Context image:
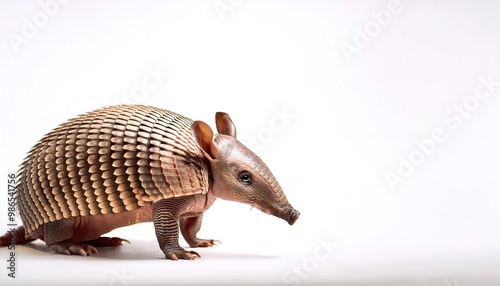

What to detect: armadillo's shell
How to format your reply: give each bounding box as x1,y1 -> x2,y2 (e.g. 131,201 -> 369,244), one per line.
16,105 -> 209,236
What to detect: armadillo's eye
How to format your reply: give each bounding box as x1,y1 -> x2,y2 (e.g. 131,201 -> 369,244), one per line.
238,172 -> 252,185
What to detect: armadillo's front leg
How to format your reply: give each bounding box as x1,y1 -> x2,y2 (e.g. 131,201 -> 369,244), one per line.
180,214 -> 221,247
153,197 -> 200,260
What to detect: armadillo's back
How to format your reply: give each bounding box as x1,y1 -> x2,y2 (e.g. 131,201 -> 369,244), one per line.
16,105 -> 209,236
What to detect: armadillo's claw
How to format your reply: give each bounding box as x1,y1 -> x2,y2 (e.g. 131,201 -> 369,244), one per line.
199,239 -> 221,247
189,239 -> 221,248
78,248 -> 87,256
48,241 -> 98,256
164,248 -> 201,260
120,238 -> 131,245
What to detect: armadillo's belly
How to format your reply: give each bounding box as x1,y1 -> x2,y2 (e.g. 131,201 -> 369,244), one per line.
16,105 -> 209,236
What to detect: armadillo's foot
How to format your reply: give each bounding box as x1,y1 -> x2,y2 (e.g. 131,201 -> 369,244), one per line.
84,237 -> 130,247
163,247 -> 201,260
48,241 -> 98,256
189,239 -> 221,248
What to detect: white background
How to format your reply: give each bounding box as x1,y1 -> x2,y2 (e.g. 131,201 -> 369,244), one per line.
1,0 -> 500,285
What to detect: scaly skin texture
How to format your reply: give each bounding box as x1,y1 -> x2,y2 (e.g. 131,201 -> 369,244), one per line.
0,105 -> 300,260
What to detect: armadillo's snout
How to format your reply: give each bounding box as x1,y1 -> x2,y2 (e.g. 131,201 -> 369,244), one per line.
286,208 -> 300,225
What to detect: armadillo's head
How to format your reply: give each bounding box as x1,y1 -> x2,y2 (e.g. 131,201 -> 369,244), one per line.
192,112 -> 300,225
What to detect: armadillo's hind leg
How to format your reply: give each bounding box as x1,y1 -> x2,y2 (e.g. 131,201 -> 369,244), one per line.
44,218 -> 98,256
180,214 -> 221,248
83,237 -> 130,247
0,226 -> 36,246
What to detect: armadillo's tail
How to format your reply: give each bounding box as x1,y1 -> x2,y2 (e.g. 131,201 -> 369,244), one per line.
0,226 -> 34,246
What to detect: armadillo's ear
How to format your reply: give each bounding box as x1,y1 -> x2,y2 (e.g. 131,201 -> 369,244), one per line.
192,121 -> 220,160
215,112 -> 236,138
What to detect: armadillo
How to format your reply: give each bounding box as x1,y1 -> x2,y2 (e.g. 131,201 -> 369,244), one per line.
0,105 -> 299,260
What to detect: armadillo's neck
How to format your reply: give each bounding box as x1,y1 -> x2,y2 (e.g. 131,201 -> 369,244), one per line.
210,176 -> 243,203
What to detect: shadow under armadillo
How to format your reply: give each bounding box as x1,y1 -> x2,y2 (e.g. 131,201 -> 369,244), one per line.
17,239 -> 162,260
18,239 -> 280,260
